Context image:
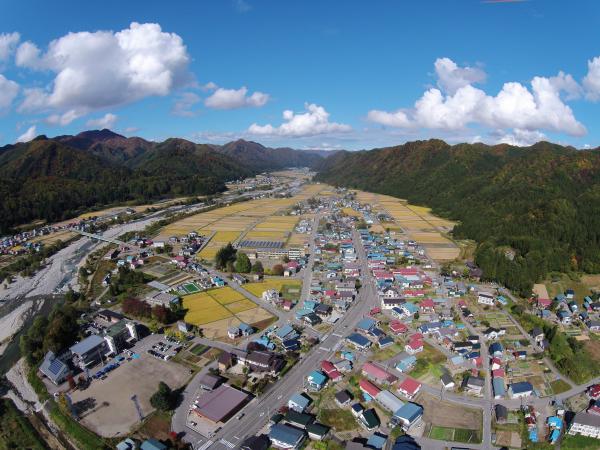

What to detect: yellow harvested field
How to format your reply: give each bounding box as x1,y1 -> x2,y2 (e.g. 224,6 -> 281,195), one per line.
426,247 -> 460,260
183,293 -> 232,325
197,246 -> 219,260
409,232 -> 453,244
211,231 -> 241,243
210,287 -> 246,304
342,207 -> 360,217
226,299 -> 258,313
243,278 -> 302,297
288,233 -> 309,246
182,287 -> 273,331
201,317 -> 241,340
156,183 -> 323,241
245,230 -> 288,240
236,307 -> 273,324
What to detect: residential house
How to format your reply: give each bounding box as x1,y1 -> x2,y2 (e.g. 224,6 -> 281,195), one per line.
483,327 -> 506,341
269,423 -> 306,449
440,373 -> 455,390
346,333 -> 372,351
335,390 -> 353,406
395,355 -> 417,373
463,376 -> 485,395
359,409 -> 380,431
492,377 -> 506,399
306,423 -> 329,441
285,410 -> 315,430
362,362 -> 398,384
306,370 -> 328,391
397,378 -> 421,399
405,339 -> 423,355
509,381 -> 534,399
288,393 -> 311,413
392,402 -> 423,430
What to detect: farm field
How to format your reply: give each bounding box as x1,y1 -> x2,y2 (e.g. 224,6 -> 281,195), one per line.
157,183 -> 324,263
182,287 -> 274,339
30,229 -> 76,245
242,278 -> 302,300
420,393 -> 482,443
353,190 -> 460,261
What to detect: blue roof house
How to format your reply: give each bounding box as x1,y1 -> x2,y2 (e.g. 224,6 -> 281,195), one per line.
357,318 -> 377,332
288,392 -> 311,412
395,355 -> 417,373
306,370 -> 327,391
393,402 -> 423,430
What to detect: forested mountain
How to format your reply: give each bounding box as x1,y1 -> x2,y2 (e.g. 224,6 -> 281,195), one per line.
215,139 -> 324,171
315,139 -> 600,295
0,131 -> 326,233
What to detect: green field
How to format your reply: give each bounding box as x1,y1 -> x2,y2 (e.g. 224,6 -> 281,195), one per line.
182,282 -> 200,293
550,379 -> 571,395
429,425 -> 481,444
561,434 -> 600,450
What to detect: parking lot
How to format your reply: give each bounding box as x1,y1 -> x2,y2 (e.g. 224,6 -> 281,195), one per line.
69,339 -> 191,437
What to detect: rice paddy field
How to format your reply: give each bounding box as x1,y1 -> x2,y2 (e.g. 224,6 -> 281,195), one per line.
243,278 -> 302,300
182,286 -> 274,339
354,190 -> 460,261
155,183 -> 323,261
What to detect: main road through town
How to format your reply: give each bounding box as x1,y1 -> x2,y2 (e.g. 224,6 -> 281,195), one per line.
199,227 -> 379,449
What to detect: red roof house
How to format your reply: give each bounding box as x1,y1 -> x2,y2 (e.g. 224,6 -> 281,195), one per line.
362,362 -> 398,384
397,378 -> 422,399
359,379 -> 381,397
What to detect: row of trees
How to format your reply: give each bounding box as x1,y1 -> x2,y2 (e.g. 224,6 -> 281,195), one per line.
215,243 -> 266,274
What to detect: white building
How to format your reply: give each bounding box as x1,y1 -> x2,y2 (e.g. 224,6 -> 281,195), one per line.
569,412 -> 600,438
478,292 -> 495,305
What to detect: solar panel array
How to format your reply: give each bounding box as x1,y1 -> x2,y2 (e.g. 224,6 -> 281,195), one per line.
48,358 -> 65,375
238,240 -> 284,249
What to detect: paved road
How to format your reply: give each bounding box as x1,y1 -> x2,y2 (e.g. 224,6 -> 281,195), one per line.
197,226 -> 378,449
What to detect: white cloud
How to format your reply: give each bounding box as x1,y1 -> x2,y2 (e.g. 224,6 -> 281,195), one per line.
86,113 -> 118,129
496,128 -> 547,146
16,125 -> 36,143
248,103 -> 352,137
233,0 -> 252,13
46,109 -> 83,126
171,92 -> 201,116
205,86 -> 269,109
201,81 -> 218,91
16,22 -> 192,122
434,57 -> 486,95
0,32 -> 20,61
15,41 -> 41,68
0,74 -> 19,110
368,57 -> 586,138
583,56 -> 600,101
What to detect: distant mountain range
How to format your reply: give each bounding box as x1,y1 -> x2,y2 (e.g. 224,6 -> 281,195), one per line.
316,139 -> 600,294
0,129 -> 332,233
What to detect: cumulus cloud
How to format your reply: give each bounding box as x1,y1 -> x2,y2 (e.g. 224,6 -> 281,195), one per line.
86,113 -> 118,129
16,22 -> 192,122
434,57 -> 486,95
248,103 -> 352,137
495,128 -> 547,146
204,86 -> 269,109
0,74 -> 19,111
0,32 -> 20,61
583,56 -> 600,101
46,110 -> 83,126
171,92 -> 201,116
368,57 -> 586,138
233,0 -> 252,13
16,125 -> 37,143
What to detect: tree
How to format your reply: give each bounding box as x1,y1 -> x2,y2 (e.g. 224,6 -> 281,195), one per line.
251,261 -> 264,274
272,264 -> 284,276
215,243 -> 237,270
235,252 -> 252,273
150,381 -> 175,411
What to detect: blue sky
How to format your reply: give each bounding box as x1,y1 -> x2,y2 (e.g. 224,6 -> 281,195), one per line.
1,0 -> 600,149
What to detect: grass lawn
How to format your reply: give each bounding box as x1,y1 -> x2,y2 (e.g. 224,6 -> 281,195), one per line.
411,343 -> 446,379
0,399 -> 47,450
372,343 -> 404,361
550,379 -> 571,395
545,273 -> 594,301
318,408 -> 357,432
561,434 -> 600,450
430,426 -> 454,440
454,428 -> 481,443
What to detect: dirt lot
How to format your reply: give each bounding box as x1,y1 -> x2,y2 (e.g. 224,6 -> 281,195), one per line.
70,354 -> 190,437
419,393 -> 482,430
495,430 -> 522,448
